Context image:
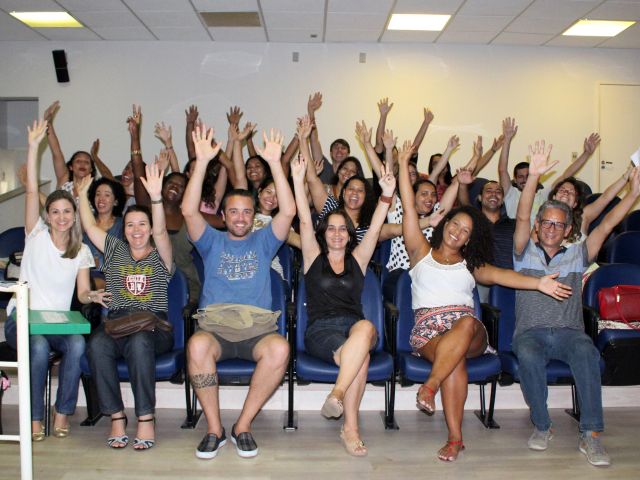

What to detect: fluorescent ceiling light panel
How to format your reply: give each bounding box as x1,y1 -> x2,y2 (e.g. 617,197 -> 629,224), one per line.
387,14 -> 450,31
10,11 -> 83,28
563,20 -> 634,37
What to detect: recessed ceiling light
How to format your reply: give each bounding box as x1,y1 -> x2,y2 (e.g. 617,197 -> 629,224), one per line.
563,19 -> 635,37
387,14 -> 450,31
10,11 -> 83,28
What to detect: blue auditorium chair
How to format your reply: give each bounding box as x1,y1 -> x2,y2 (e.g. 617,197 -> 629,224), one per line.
606,231 -> 640,265
621,210 -> 640,232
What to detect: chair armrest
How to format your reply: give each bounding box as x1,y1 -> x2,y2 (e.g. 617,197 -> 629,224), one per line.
384,301 -> 398,357
183,303 -> 199,341
480,303 -> 500,350
582,305 -> 599,343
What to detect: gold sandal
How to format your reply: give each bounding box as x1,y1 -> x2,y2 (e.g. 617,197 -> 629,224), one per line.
340,426 -> 367,457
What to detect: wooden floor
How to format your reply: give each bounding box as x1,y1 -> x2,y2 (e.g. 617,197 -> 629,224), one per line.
1,407 -> 639,479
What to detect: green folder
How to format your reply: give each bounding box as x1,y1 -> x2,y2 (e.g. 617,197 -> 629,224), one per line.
29,310 -> 91,335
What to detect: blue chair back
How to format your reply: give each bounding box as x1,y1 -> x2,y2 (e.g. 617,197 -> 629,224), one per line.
0,226 -> 24,258
586,194 -> 621,234
296,268 -> 384,353
607,231 -> 640,265
468,177 -> 489,207
489,285 -> 517,353
168,269 -> 189,350
621,210 -> 640,232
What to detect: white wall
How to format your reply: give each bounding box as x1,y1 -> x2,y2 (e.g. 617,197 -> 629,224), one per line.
0,41 -> 639,230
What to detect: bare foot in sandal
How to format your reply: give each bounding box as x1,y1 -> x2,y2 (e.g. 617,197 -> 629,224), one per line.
438,440 -> 465,462
321,388 -> 345,419
416,382 -> 438,414
340,426 -> 367,457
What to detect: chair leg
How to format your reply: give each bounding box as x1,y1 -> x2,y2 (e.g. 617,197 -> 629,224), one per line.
80,375 -> 104,426
564,383 -> 581,422
283,355 -> 297,431
382,378 -> 399,430
44,365 -> 52,436
0,376 -> 4,435
473,381 -> 500,429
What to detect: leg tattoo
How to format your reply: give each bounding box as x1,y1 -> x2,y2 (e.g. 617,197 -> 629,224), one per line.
190,372 -> 218,389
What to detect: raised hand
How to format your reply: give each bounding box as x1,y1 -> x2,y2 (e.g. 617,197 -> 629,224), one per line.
290,154 -> 307,183
383,129 -> 397,150
296,116 -> 313,140
191,123 -> 221,164
492,134 -> 505,152
377,97 -> 393,116
456,167 -> 475,185
43,101 -> 60,123
528,140 -> 557,176
502,117 -> 518,141
398,140 -> 415,165
77,175 -> 93,197
256,129 -> 284,165
140,162 -> 165,200
307,92 -> 323,115
185,105 -> 199,124
378,164 -> 397,197
91,138 -> 100,158
238,122 -> 256,141
447,135 -> 460,151
473,136 -> 483,158
424,108 -> 434,124
583,133 -> 601,155
127,104 -> 142,137
155,149 -> 170,173
27,119 -> 48,147
628,166 -> 640,197
355,120 -> 372,145
428,208 -> 447,228
226,106 -> 243,126
154,122 -> 172,145
538,272 -> 572,301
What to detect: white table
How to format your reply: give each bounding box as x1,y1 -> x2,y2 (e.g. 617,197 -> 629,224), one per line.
0,282 -> 32,480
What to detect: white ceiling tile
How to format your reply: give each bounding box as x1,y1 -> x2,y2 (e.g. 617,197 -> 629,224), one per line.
326,12 -> 387,31
491,32 -> 554,45
268,28 -> 322,42
545,35 -> 605,47
328,0 -> 393,15
193,0 -> 258,12
262,10 -> 322,30
260,0 -> 324,13
33,27 -> 102,40
380,29 -> 439,42
325,30 -> 382,42
0,12 -> 46,40
393,0 -> 463,14
57,0 -> 129,12
124,0 -> 194,11
588,0 -> 640,20
446,15 -> 513,32
135,11 -> 202,28
151,26 -> 211,40
437,30 -> 496,44
91,26 -> 155,40
0,0 -> 61,11
72,11 -> 142,28
458,0 -> 531,16
597,22 -> 640,48
521,0 -> 601,19
209,26 -> 266,41
506,16 -> 576,34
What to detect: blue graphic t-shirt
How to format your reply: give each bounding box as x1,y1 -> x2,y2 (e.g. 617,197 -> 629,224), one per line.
193,223 -> 282,310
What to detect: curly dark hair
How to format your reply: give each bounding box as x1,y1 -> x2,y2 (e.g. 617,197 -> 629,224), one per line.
548,177 -> 584,243
338,175 -> 376,228
315,208 -> 358,255
331,157 -> 365,186
430,205 -> 495,273
66,151 -> 97,181
88,177 -> 126,217
200,158 -> 220,209
428,153 -> 452,186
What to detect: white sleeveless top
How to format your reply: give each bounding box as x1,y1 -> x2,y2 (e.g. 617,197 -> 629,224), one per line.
409,249 -> 475,310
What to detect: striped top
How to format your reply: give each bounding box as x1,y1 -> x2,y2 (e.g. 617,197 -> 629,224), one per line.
101,234 -> 172,313
319,194 -> 368,244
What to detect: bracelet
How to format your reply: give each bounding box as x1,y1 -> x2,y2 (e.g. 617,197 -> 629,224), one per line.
151,198 -> 163,204
131,149 -> 142,156
165,145 -> 174,151
379,195 -> 393,204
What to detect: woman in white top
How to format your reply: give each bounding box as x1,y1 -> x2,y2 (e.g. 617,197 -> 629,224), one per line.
4,119 -> 94,441
397,141 -> 572,462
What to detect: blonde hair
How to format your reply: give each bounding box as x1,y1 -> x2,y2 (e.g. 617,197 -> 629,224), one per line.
44,190 -> 83,259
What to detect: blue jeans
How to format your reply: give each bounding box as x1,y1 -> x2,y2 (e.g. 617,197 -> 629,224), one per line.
4,313 -> 85,421
87,324 -> 173,417
513,327 -> 603,433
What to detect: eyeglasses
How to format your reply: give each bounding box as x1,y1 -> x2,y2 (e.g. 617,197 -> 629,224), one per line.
540,219 -> 567,230
556,188 -> 576,196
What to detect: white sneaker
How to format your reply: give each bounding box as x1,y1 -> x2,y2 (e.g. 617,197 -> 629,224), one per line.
528,427 -> 553,451
579,432 -> 611,467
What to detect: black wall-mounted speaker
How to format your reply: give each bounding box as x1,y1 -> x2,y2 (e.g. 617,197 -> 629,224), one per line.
52,50 -> 69,83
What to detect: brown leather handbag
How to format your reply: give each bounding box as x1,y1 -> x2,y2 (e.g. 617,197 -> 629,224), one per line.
104,310 -> 172,339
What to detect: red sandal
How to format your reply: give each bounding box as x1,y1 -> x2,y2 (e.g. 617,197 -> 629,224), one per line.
438,440 -> 465,462
416,384 -> 437,414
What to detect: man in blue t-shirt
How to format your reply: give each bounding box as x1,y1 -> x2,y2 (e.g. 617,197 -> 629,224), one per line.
512,140 -> 640,467
182,125 -> 295,460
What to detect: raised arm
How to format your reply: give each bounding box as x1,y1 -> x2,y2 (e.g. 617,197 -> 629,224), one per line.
586,166 -> 640,262
127,104 -> 149,207
185,105 -> 199,161
43,101 -> 68,187
583,165 -> 632,228
256,130 -> 296,240
552,133 -> 600,188
280,135 -> 300,179
356,120 -> 384,179
398,140 -> 430,265
499,117 -> 518,193
514,140 -> 558,255
25,119 -> 48,233
412,108 -> 434,153
307,92 -> 325,166
154,122 -> 180,173
473,134 -> 504,176
429,135 -> 459,183
140,162 -> 173,270
77,175 -> 106,252
181,124 -> 222,242
382,129 -> 397,176
90,139 -> 115,180
304,115 -> 330,213
375,98 -> 393,154
291,153 -> 320,272
229,123 -> 248,189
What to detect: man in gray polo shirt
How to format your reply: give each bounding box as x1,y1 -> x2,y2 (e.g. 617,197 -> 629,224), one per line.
512,140 -> 640,467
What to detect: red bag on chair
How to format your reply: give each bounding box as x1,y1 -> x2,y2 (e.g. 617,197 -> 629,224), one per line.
598,285 -> 640,330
